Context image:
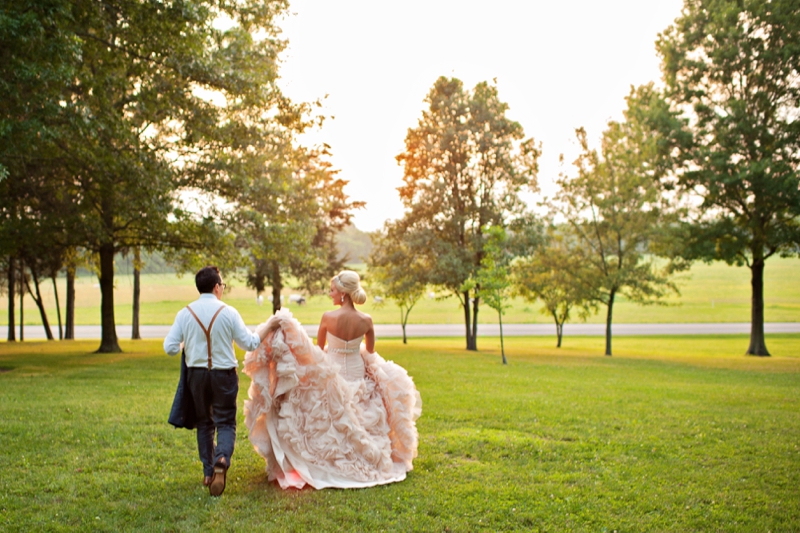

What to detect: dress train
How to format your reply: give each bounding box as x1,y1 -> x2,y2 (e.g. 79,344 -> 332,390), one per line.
243,309 -> 422,489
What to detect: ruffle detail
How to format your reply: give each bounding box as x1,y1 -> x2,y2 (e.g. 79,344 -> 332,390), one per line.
243,309 -> 422,490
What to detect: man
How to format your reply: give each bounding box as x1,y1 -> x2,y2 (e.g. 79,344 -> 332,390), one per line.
164,266 -> 268,496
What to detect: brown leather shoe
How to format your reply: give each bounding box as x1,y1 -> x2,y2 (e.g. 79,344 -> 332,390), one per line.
209,459 -> 227,497
203,476 -> 212,487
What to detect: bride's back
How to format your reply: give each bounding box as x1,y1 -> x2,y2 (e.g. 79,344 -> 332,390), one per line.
320,270 -> 375,354
323,307 -> 371,341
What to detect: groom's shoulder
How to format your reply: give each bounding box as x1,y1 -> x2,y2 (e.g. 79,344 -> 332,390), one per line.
221,302 -> 242,317
174,304 -> 192,317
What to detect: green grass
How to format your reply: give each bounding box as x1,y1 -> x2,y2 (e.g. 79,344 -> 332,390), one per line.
2,257 -> 799,328
1,335 -> 799,531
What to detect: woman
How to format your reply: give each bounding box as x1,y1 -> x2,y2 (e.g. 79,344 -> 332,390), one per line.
243,271 -> 422,489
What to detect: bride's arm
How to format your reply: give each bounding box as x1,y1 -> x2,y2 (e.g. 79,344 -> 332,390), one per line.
316,313 -> 328,349
365,316 -> 375,354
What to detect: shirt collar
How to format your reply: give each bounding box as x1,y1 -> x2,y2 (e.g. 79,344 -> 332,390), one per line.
199,293 -> 219,301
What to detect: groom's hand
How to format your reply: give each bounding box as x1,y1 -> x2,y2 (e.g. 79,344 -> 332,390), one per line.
259,320 -> 281,341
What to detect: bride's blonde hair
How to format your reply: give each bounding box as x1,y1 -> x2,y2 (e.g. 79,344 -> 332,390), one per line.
332,270 -> 367,305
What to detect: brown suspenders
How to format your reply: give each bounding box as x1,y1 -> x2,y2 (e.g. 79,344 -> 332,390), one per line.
186,304 -> 226,370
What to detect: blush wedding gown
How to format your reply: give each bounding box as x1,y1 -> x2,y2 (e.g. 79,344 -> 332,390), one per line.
243,309 -> 422,489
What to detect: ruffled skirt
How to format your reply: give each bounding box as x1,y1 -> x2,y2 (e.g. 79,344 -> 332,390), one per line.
243,309 -> 422,489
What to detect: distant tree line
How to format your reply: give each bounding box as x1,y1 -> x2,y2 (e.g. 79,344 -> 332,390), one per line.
335,224 -> 373,264
0,0 -> 361,352
370,0 -> 800,358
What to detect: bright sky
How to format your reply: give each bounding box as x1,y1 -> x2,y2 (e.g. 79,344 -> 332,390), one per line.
276,0 -> 685,232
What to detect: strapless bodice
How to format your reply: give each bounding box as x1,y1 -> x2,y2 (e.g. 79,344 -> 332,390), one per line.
327,332 -> 365,381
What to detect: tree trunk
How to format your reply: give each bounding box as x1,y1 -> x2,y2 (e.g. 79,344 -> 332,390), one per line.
471,294 -> 479,351
556,322 -> 563,348
462,290 -> 476,350
7,256 -> 15,341
19,273 -> 24,341
746,258 -> 770,356
556,321 -> 564,348
65,266 -> 75,340
131,247 -> 141,340
605,290 -> 616,356
26,267 -> 54,340
96,243 -> 121,353
401,309 -> 408,344
499,311 -> 507,365
551,310 -> 562,348
52,274 -> 63,340
271,261 -> 282,315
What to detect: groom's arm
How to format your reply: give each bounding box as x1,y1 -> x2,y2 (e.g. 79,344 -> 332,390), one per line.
163,313 -> 184,356
229,308 -> 263,351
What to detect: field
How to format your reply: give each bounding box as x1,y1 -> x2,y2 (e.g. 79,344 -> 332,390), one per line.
1,335 -> 799,531
2,257 -> 799,329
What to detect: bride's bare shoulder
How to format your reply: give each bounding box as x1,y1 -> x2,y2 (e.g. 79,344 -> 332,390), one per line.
320,309 -> 343,323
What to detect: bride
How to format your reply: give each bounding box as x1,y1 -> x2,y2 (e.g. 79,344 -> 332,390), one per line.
243,270 -> 422,489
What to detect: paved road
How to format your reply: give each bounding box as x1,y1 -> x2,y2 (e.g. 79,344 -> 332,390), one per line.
3,322 -> 799,340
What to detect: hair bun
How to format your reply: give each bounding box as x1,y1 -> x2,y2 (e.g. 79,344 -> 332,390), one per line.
351,288 -> 367,305
333,270 -> 368,306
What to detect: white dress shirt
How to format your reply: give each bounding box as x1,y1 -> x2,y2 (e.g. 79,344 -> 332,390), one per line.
163,293 -> 261,369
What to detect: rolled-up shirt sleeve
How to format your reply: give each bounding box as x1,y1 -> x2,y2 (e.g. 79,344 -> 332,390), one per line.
230,309 -> 261,352
163,313 -> 184,356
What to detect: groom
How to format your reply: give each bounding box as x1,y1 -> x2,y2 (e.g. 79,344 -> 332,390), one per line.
164,266 -> 268,496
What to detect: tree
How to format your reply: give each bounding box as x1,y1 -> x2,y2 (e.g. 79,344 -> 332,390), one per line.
131,247 -> 142,340
21,256 -> 55,341
0,0 -> 77,342
553,85 -> 684,356
17,259 -> 25,341
287,153 -> 365,297
512,228 -> 596,348
62,247 -> 85,340
369,221 -> 428,344
2,0 -> 300,352
237,144 -> 363,316
2,256 -> 15,342
70,0 -> 296,352
336,224 -> 373,263
0,156 -> 75,342
656,0 -> 800,356
464,226 -> 513,364
396,77 -> 540,350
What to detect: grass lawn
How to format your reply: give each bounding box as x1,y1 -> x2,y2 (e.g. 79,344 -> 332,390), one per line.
1,335 -> 799,531
2,257 -> 799,328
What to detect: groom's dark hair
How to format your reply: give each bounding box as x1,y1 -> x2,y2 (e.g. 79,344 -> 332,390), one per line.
196,266 -> 222,294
